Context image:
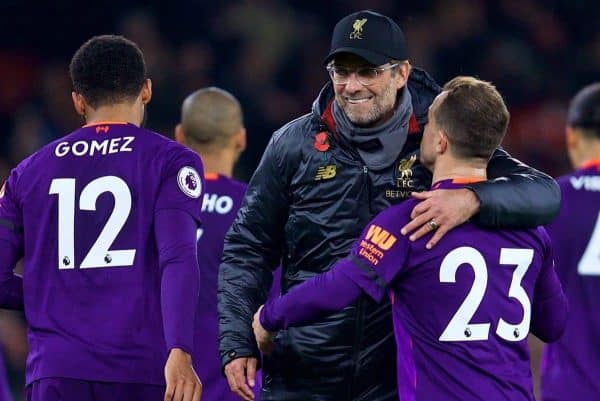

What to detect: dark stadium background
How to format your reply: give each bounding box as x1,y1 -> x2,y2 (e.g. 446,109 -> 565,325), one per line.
0,0 -> 598,399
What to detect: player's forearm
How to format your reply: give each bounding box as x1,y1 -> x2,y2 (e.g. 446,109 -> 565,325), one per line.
470,148 -> 560,227
260,266 -> 362,331
0,238 -> 23,310
531,250 -> 568,343
156,209 -> 200,354
531,291 -> 568,343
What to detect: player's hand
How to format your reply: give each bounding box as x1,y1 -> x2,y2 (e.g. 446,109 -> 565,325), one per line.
224,357 -> 257,401
252,305 -> 275,355
164,348 -> 202,401
401,188 -> 480,249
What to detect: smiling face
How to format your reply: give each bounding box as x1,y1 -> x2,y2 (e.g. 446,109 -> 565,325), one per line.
331,53 -> 409,127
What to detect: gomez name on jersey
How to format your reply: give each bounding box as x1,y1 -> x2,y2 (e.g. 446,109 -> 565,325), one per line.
55,136 -> 135,157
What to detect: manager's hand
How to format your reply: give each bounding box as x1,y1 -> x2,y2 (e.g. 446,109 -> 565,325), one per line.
224,357 -> 257,401
401,188 -> 480,249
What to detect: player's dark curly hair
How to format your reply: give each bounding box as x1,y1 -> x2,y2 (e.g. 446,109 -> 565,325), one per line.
69,35 -> 146,109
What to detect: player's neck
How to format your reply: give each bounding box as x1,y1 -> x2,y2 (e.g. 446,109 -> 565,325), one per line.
197,151 -> 235,178
575,144 -> 600,168
84,104 -> 142,127
431,157 -> 487,185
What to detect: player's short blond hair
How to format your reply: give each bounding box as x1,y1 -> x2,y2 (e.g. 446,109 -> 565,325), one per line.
181,87 -> 243,148
435,76 -> 509,159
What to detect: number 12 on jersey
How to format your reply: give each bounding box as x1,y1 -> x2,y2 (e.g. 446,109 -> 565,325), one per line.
49,176 -> 136,269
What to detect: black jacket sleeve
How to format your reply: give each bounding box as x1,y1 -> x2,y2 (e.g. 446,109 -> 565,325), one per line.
468,148 -> 560,227
218,134 -> 290,368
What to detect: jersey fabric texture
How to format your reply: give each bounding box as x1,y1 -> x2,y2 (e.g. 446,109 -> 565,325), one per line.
542,160 -> 600,401
0,123 -> 204,385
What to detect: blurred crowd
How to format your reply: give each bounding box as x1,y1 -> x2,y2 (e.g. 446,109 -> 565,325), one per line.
0,0 -> 598,398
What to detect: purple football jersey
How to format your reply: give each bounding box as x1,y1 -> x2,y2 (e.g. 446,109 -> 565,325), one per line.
0,122 -> 204,385
195,173 -> 280,400
542,160 -> 600,401
196,174 -> 247,285
339,179 -> 565,401
26,378 -> 164,401
194,173 -> 256,401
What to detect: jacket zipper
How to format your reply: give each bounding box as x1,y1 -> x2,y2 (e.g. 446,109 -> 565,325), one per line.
363,165 -> 374,214
349,165 -> 370,398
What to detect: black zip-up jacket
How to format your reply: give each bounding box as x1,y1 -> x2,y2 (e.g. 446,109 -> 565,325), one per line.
218,68 -> 560,401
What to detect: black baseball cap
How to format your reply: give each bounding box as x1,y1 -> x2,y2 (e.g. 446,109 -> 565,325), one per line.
324,10 -> 408,66
567,82 -> 600,129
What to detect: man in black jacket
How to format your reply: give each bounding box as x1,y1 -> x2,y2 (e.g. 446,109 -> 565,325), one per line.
219,10 -> 560,401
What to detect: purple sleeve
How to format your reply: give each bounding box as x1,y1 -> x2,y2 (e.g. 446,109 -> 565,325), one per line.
154,147 -> 203,354
155,146 -> 204,222
0,172 -> 24,309
339,208 -> 409,301
260,207 -> 410,331
156,208 -> 200,354
0,239 -> 23,310
266,266 -> 282,299
260,262 -> 362,331
530,237 -> 568,342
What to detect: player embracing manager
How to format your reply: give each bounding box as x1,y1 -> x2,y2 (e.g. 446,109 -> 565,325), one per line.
218,10 -> 561,401
253,75 -> 568,401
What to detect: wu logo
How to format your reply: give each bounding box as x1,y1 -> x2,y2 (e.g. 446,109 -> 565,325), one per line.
315,165 -> 336,181
350,18 -> 367,39
95,125 -> 110,134
365,224 -> 397,250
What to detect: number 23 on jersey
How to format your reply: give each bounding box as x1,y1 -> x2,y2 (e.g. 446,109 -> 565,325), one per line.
439,246 -> 533,342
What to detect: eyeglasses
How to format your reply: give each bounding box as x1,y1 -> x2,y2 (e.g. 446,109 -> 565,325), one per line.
326,63 -> 399,86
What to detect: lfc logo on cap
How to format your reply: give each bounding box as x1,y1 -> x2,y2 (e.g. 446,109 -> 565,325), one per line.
350,18 -> 367,39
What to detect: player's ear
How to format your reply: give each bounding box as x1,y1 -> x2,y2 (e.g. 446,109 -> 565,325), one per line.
565,126 -> 578,151
71,92 -> 86,117
436,129 -> 448,154
235,127 -> 247,154
175,124 -> 186,145
565,126 -> 582,168
394,61 -> 411,90
141,78 -> 152,105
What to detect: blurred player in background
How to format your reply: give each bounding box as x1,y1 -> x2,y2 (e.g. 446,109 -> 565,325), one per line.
539,82 -> 600,401
175,87 -> 260,401
0,35 -> 203,401
176,87 -> 282,401
253,77 -> 568,401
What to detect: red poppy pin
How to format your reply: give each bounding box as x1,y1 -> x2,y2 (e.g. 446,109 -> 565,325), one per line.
314,131 -> 330,152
